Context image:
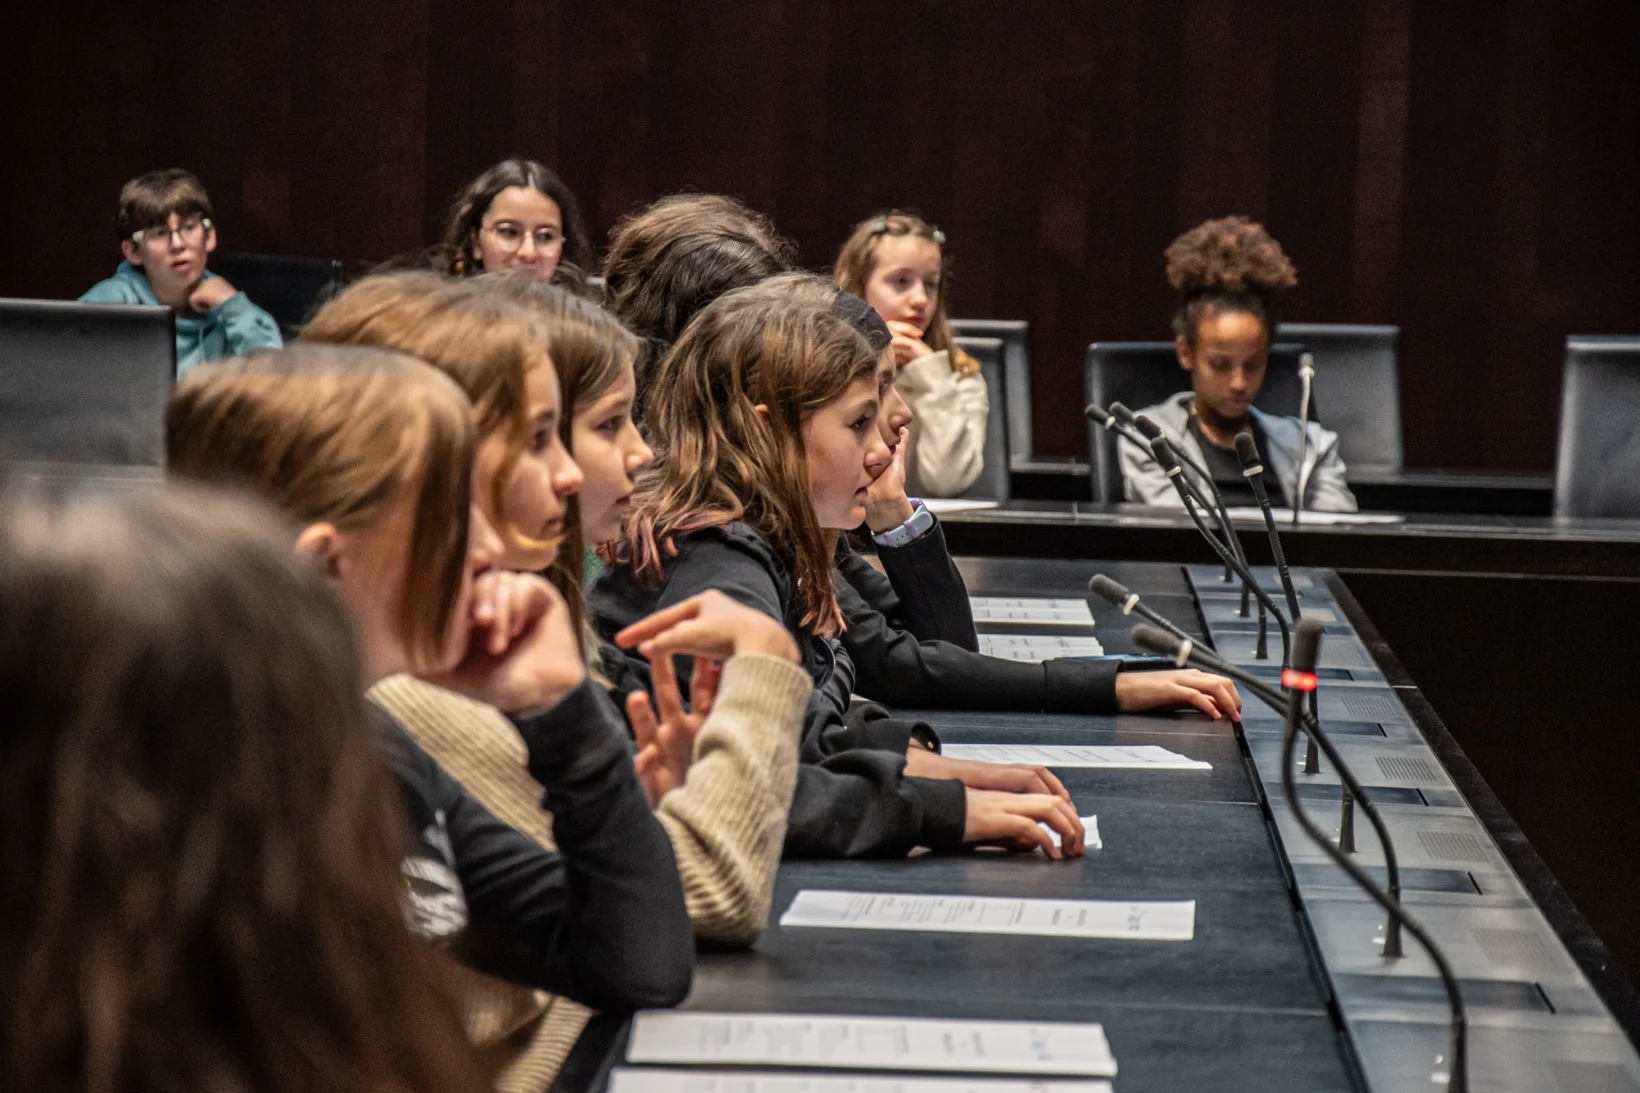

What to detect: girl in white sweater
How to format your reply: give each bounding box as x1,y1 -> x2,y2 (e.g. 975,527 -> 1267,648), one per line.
834,212 -> 989,497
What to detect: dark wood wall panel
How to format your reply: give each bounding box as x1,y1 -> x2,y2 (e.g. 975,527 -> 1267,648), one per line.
4,1 -> 1637,468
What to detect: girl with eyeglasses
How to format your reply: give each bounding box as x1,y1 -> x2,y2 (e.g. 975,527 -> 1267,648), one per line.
433,159 -> 594,293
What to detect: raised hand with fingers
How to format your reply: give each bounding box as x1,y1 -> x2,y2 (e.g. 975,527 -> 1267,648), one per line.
614,589 -> 800,665
962,789 -> 1086,859
189,276 -> 240,314
420,570 -> 587,714
1115,668 -> 1242,721
886,319 -> 934,366
628,650 -> 721,807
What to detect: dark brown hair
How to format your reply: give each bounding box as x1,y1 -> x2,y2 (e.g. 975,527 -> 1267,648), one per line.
165,343 -> 475,668
300,271 -> 550,551
833,210 -> 977,377
621,272 -> 877,637
433,159 -> 592,285
114,168 -> 212,243
0,480 -> 486,1093
602,194 -> 795,406
1165,216 -> 1298,346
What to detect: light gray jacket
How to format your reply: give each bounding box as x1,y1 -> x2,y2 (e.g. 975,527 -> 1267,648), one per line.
1118,392 -> 1358,512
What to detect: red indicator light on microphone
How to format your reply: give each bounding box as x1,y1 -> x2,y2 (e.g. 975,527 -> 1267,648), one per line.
1281,669 -> 1319,692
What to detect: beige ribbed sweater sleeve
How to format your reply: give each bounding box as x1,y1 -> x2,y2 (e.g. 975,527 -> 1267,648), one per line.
654,653 -> 810,945
897,348 -> 991,498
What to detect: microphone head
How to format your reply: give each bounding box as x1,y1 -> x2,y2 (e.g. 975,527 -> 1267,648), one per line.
1109,402 -> 1137,426
1131,623 -> 1185,660
1088,573 -> 1130,606
1084,402 -> 1113,425
1133,415 -> 1163,441
1292,618 -> 1326,672
1298,351 -> 1315,379
1233,430 -> 1261,469
1148,435 -> 1179,471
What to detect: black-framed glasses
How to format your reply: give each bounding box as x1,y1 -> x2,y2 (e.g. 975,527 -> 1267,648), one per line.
132,217 -> 211,247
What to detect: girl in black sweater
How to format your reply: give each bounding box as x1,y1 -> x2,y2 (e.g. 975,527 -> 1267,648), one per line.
166,342 -> 695,1014
593,273 -> 1086,860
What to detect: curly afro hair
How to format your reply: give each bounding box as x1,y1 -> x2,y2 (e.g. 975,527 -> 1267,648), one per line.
1165,216 -> 1297,344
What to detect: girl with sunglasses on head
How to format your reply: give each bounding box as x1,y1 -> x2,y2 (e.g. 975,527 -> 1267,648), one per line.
166,342 -> 696,1089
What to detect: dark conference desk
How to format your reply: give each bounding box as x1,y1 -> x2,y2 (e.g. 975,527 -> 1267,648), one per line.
582,559 -> 1640,1093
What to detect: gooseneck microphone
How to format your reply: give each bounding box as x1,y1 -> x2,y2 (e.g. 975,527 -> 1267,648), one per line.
1281,621 -> 1467,1093
1292,351 -> 1315,527
1129,621 -> 1403,945
1089,574 -> 1194,647
1150,436 -> 1288,662
1236,429 -> 1337,800
1131,411 -> 1247,596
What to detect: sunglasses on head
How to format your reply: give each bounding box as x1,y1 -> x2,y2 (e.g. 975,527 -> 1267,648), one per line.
867,216 -> 945,247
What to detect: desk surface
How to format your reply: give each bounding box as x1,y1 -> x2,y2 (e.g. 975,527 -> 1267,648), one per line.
937,500 -> 1640,578
595,558 -> 1640,1093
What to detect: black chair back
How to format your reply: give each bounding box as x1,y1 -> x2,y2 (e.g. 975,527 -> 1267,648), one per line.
952,336 -> 1009,500
1277,322 -> 1401,470
210,251 -> 346,339
1553,335 -> 1640,517
950,319 -> 1031,469
0,298 -> 175,466
1083,340 -> 1312,502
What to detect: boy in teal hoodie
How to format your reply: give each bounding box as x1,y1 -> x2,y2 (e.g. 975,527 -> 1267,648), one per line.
80,169 -> 281,376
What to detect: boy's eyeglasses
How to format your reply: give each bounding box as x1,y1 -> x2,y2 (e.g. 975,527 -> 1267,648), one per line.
132,218 -> 212,247
483,223 -> 564,254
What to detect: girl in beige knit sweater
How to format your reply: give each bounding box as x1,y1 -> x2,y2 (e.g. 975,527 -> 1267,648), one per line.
304,272 -> 813,1092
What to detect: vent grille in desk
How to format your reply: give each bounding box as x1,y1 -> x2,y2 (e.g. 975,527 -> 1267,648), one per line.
1549,1061 -> 1640,1093
1300,606 -> 1338,623
1473,926 -> 1561,971
1342,693 -> 1403,721
1376,755 -> 1439,783
1324,644 -> 1374,668
1416,829 -> 1491,863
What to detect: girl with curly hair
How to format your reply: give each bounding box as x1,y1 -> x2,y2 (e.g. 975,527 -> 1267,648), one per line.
1120,216 -> 1357,511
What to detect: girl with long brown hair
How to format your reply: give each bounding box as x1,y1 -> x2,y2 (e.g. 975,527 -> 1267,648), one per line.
593,271 -> 1088,859
301,274 -> 812,1089
834,211 -> 989,497
0,478 -> 487,1093
165,344 -> 696,1029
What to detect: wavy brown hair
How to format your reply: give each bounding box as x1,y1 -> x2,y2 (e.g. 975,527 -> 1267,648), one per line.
833,210 -> 977,378
300,271 -> 551,552
1164,215 -> 1298,347
0,480 -> 486,1093
467,272 -> 641,644
602,194 -> 795,406
431,158 -> 593,288
620,272 -> 877,637
166,343 -> 475,669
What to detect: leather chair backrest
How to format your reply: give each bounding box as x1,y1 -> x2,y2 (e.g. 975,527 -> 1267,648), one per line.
0,297 -> 175,466
1277,322 -> 1401,471
210,251 -> 346,339
1084,340 -> 1312,502
1553,335 -> 1640,517
950,318 -> 1031,469
952,336 -> 1009,500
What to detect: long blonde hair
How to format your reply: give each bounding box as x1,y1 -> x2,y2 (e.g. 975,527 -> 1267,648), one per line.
167,344 -> 475,668
833,210 -> 978,377
621,272 -> 877,637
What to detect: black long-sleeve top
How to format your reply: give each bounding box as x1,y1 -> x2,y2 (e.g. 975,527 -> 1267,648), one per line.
378,676 -> 695,1012
834,518 -> 1124,714
590,523 -> 967,859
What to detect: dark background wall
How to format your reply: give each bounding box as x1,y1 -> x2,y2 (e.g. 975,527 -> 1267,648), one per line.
3,0 -> 1637,468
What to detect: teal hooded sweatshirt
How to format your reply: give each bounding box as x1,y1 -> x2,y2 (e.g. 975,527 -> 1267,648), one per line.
80,261 -> 283,377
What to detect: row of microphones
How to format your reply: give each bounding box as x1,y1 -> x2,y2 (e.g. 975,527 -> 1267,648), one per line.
1098,599 -> 1467,1091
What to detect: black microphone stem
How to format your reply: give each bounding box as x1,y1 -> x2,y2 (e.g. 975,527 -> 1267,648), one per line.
1279,626 -> 1465,1093
1142,628 -> 1401,928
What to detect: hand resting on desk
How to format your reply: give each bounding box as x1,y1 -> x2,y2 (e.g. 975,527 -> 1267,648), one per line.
1116,668 -> 1241,721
